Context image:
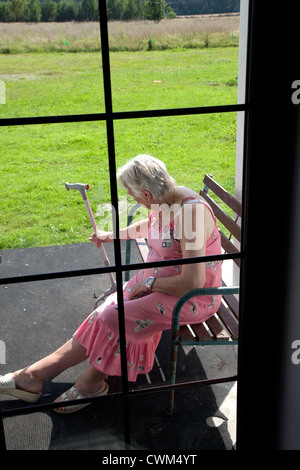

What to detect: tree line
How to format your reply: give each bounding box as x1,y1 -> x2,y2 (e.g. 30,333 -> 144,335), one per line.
0,0 -> 97,22
0,0 -> 176,22
0,0 -> 239,23
168,0 -> 240,15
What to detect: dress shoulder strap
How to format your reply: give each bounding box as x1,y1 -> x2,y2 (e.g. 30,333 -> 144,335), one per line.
181,196 -> 216,220
181,196 -> 202,205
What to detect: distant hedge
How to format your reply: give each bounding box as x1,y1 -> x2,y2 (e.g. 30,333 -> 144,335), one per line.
0,0 -> 240,23
0,0 -> 177,22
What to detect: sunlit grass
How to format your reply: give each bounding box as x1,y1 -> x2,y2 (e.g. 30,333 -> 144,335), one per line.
0,46 -> 239,249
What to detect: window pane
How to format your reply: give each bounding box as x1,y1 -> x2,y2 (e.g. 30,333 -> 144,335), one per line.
0,121 -> 109,250
0,277 -> 128,450
108,18 -> 240,112
0,46 -> 104,119
115,113 -> 237,195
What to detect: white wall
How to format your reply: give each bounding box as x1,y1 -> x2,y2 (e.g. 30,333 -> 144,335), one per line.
235,0 -> 249,203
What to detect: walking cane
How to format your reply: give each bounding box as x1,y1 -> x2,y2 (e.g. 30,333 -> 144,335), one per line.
65,183 -> 116,307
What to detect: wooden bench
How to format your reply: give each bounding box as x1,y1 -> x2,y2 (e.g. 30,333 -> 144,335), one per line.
125,174 -> 240,414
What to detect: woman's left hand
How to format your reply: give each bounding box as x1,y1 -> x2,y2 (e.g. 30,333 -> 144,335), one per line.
128,280 -> 150,300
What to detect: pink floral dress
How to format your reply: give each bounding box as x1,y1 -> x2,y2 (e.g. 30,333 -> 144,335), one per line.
73,198 -> 222,382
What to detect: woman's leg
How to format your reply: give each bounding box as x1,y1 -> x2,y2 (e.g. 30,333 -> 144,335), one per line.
53,365 -> 108,413
13,338 -> 88,394
73,365 -> 107,397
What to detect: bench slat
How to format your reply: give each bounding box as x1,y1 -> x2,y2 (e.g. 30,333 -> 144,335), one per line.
179,324 -> 195,340
206,315 -> 230,341
216,303 -> 239,340
189,323 -> 212,341
222,280 -> 239,319
220,231 -> 240,267
203,174 -> 242,216
200,190 -> 241,242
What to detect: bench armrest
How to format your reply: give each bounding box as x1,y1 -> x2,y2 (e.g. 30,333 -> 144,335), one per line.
127,202 -> 141,225
171,286 -> 240,333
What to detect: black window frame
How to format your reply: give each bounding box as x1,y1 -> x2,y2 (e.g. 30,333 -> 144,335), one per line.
0,0 -> 256,450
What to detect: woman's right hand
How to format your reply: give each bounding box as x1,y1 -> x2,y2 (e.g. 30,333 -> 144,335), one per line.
89,231 -> 114,247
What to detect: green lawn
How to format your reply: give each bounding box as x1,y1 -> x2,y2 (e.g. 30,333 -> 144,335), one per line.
0,48 -> 239,249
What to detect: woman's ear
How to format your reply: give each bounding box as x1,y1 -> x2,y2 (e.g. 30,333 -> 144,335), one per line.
141,190 -> 152,201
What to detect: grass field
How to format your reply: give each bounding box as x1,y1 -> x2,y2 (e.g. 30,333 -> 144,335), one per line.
0,20 -> 240,250
0,16 -> 240,53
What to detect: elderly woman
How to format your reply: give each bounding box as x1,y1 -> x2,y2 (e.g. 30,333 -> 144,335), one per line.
0,155 -> 222,413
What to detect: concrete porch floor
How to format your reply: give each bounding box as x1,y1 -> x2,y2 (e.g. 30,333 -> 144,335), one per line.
0,242 -> 238,450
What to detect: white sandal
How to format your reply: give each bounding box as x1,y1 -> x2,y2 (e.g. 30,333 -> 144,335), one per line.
54,382 -> 109,414
0,373 -> 40,403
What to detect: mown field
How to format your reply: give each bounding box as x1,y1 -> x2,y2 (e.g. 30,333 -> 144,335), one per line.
0,18 -> 240,250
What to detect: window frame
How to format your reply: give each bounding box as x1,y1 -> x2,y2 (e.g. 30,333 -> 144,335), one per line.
0,0 -> 254,450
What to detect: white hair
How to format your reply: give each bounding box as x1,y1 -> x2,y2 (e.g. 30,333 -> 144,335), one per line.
117,154 -> 176,200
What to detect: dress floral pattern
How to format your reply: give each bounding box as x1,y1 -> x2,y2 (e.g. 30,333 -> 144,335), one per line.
73,199 -> 222,382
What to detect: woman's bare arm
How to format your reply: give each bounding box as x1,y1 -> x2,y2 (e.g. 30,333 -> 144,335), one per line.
128,203 -> 214,299
89,218 -> 150,246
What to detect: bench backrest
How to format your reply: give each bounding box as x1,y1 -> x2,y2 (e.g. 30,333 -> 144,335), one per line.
200,174 -> 241,267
